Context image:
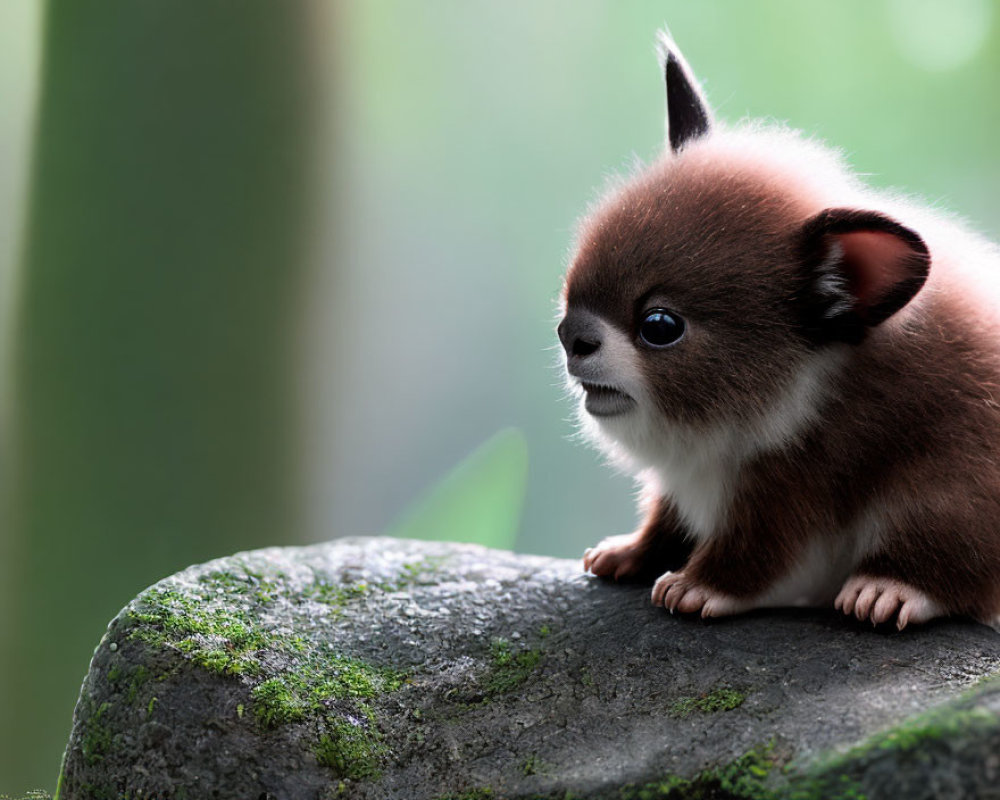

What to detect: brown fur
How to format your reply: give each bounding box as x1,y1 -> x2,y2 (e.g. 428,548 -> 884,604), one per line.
565,38 -> 1000,627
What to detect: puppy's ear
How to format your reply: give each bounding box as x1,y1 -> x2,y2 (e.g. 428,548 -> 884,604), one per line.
656,31 -> 712,153
799,209 -> 931,344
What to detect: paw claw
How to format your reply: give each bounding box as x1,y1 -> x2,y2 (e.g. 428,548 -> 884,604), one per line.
652,571 -> 745,618
664,581 -> 688,612
651,572 -> 669,606
584,533 -> 646,580
835,582 -> 862,616
835,575 -> 943,629
677,587 -> 707,615
854,585 -> 879,621
871,590 -> 900,625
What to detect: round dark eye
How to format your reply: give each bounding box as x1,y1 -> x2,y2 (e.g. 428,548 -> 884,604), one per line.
638,308 -> 685,347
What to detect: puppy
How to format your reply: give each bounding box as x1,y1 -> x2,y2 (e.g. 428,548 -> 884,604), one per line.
560,34 -> 1000,630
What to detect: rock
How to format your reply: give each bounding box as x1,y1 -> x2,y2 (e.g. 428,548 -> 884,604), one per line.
58,537 -> 1000,800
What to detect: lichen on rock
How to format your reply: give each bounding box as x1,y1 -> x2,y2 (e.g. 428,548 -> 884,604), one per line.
58,537 -> 1000,799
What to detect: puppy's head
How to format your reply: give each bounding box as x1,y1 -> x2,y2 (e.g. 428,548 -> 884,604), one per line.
558,34 -> 931,467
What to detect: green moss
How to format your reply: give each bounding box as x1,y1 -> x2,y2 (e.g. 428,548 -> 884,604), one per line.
787,701 -> 995,799
80,700 -> 114,766
125,565 -> 408,783
522,753 -> 549,776
127,574 -> 405,709
831,706 -> 992,764
861,708 -> 992,752
305,555 -> 450,609
248,655 -> 405,730
313,715 -> 387,780
434,790 -> 495,800
481,638 -> 543,696
615,693 -> 993,800
618,745 -> 777,800
108,658 -> 170,706
304,579 -> 370,609
125,665 -> 150,704
783,775 -> 867,800
188,646 -> 261,676
202,567 -> 284,604
670,688 -> 746,717
128,584 -> 272,678
75,783 -> 120,800
252,677 -> 307,727
968,668 -> 1000,691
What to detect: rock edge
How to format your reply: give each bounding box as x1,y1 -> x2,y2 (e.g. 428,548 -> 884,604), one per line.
59,537 -> 1000,800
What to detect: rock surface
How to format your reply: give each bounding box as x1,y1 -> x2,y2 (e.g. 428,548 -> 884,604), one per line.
59,537 -> 1000,800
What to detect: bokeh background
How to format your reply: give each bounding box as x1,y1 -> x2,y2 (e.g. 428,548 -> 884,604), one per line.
2,0 -> 999,793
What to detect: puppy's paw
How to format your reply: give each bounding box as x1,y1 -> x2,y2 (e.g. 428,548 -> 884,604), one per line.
583,532 -> 648,581
651,571 -> 747,618
834,575 -> 944,630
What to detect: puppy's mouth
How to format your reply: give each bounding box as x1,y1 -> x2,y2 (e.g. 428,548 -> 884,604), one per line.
580,381 -> 636,417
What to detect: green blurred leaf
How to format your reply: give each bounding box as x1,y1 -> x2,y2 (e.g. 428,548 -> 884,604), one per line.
384,428 -> 528,550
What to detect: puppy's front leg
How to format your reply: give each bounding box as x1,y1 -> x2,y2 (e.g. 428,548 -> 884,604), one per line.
584,496 -> 692,582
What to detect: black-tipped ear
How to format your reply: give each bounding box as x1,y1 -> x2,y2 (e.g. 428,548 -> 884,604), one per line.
656,31 -> 711,153
799,209 -> 931,344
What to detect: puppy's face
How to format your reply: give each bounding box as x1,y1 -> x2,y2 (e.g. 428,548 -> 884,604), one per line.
559,36 -> 931,468
559,158 -> 819,456
559,150 -> 931,469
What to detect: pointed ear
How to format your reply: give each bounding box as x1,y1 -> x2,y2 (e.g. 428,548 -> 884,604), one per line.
656,31 -> 712,153
800,209 -> 931,344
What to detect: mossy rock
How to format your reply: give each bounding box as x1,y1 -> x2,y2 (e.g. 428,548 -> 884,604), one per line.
58,538 -> 1000,799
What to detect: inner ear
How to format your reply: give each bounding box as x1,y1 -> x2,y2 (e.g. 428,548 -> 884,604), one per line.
801,209 -> 931,338
837,229 -> 925,318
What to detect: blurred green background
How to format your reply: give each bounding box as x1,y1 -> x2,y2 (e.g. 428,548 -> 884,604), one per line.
1,0 -> 998,793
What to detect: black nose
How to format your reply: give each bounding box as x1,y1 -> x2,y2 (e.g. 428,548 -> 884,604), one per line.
558,308 -> 603,359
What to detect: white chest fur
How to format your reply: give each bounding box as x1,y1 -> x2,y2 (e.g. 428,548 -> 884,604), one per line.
575,324 -> 846,541
645,427 -> 742,540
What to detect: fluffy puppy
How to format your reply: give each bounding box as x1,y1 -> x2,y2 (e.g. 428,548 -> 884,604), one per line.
560,34 -> 1000,630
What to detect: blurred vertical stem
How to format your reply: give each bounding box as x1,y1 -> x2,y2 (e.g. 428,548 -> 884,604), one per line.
4,0 -> 324,789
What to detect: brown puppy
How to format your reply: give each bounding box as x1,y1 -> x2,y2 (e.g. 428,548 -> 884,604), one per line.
559,33 -> 1000,630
